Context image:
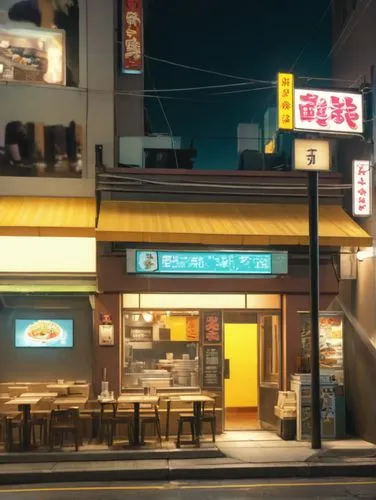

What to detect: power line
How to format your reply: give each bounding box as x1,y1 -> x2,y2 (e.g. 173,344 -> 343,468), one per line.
145,55 -> 273,84
213,85 -> 275,96
128,81 -> 266,94
290,0 -> 334,71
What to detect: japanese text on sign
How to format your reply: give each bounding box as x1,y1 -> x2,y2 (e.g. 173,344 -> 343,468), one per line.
123,0 -> 143,73
294,88 -> 363,134
135,251 -> 273,274
277,73 -> 294,130
203,311 -> 222,343
293,139 -> 330,172
353,160 -> 372,217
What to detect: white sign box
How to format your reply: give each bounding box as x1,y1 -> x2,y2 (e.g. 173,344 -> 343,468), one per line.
293,139 -> 330,171
294,88 -> 363,134
353,160 -> 372,217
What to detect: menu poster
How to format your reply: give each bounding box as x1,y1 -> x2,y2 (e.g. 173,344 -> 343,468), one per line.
186,316 -> 199,341
300,313 -> 343,371
99,325 -> 114,346
202,311 -> 222,344
203,345 -> 222,388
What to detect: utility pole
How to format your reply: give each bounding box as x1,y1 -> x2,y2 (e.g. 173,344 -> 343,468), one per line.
308,170 -> 321,450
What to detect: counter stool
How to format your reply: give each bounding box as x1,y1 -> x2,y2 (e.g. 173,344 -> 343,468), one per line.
140,404 -> 162,445
4,414 -> 23,452
201,392 -> 217,443
110,406 -> 134,446
176,412 -> 195,448
49,408 -> 80,451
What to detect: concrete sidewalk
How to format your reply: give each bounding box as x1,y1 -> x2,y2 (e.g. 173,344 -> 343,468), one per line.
0,433 -> 376,485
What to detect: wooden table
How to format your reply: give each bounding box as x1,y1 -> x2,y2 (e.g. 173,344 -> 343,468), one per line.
179,395 -> 214,447
5,396 -> 42,450
117,395 -> 159,446
53,397 -> 88,409
20,392 -> 58,398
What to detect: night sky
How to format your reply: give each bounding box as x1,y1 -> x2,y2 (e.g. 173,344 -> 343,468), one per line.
144,0 -> 332,170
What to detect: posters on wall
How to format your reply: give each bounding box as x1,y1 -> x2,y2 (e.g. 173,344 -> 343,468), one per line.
300,313 -> 344,373
0,1 -> 82,178
202,311 -> 222,344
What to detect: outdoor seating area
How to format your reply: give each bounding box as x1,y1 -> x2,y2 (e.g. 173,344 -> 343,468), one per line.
0,382 -> 219,452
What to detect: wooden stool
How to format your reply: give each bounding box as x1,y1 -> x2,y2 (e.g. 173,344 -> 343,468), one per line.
176,413 -> 195,448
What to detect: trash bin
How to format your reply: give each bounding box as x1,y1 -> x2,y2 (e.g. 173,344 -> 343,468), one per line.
277,417 -> 296,440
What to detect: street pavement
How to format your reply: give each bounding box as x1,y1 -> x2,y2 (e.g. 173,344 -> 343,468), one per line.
1,479 -> 376,499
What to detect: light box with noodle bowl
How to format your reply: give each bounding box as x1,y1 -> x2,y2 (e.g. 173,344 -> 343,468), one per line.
15,319 -> 74,348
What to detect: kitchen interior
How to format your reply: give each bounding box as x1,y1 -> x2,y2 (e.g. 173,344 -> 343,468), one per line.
123,311 -> 200,392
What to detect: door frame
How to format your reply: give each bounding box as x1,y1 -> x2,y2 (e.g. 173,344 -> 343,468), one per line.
258,311 -> 282,430
222,316 -> 263,431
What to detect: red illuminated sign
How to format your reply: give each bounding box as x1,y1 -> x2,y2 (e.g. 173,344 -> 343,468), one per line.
122,0 -> 143,74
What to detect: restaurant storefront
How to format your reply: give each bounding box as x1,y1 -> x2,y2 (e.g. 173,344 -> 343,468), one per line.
0,195 -> 372,451
0,196 -> 97,449
95,199 -> 372,436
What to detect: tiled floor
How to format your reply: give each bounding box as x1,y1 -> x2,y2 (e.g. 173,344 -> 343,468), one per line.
224,409 -> 261,431
217,431 -> 281,442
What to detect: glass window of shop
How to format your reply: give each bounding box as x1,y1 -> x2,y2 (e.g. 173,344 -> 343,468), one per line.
122,311 -> 200,391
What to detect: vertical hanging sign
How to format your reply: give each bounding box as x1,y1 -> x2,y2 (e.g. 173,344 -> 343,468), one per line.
353,160 -> 372,217
277,72 -> 294,130
122,0 -> 143,74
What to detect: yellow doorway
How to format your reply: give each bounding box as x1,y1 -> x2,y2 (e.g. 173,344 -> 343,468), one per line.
224,323 -> 260,430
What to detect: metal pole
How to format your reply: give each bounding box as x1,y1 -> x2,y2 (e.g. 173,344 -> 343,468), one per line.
308,170 -> 322,450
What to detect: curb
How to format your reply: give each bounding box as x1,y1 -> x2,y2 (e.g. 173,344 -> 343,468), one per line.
0,448 -> 223,464
0,462 -> 376,485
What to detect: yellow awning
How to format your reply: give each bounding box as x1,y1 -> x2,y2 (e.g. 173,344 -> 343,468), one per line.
97,200 -> 372,247
0,197 -> 96,237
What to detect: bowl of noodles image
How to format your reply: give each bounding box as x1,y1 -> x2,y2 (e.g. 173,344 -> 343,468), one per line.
24,320 -> 63,345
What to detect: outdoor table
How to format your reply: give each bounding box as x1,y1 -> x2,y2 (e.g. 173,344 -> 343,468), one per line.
53,396 -> 88,409
117,394 -> 159,446
179,395 -> 214,447
5,396 -> 42,450
20,392 -> 58,398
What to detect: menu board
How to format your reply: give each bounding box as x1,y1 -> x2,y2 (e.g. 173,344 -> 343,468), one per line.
129,327 -> 152,341
300,313 -> 343,371
203,345 -> 222,388
202,311 -> 222,344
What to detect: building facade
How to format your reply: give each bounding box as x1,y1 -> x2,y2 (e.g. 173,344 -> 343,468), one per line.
331,0 -> 376,443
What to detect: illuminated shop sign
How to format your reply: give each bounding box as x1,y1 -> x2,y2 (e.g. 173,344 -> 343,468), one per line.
353,160 -> 372,217
122,0 -> 143,74
277,72 -> 294,131
294,88 -> 363,135
127,250 -> 288,275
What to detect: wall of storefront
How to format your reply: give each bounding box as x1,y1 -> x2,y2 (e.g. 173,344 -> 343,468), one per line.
98,256 -> 339,295
93,293 -> 121,396
332,0 -> 376,443
0,298 -> 93,383
95,254 -> 340,411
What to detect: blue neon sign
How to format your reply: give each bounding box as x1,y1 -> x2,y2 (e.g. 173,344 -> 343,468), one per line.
132,251 -> 284,275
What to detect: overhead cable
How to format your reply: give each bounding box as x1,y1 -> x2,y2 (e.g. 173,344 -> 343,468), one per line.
145,55 -> 273,84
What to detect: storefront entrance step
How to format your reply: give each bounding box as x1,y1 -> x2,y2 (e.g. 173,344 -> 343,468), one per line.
0,447 -> 224,464
0,460 -> 376,486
